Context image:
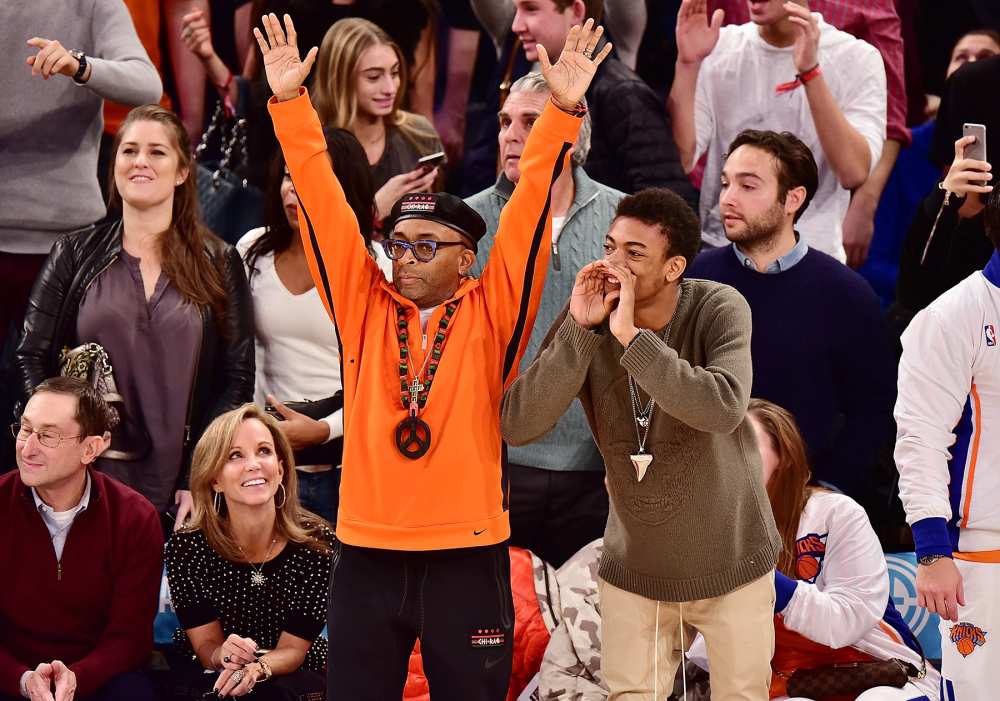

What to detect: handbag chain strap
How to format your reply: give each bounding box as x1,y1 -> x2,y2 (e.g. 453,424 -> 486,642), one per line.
195,101 -> 250,189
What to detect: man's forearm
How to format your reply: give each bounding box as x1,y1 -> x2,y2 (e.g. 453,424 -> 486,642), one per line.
165,0 -> 208,137
666,61 -> 701,173
804,74 -> 873,190
852,138 -> 901,214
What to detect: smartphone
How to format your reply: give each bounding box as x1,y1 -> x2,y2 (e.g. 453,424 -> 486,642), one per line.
264,404 -> 284,421
963,123 -> 988,163
417,151 -> 446,171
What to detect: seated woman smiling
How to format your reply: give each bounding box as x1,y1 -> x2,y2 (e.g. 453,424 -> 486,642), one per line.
164,404 -> 334,699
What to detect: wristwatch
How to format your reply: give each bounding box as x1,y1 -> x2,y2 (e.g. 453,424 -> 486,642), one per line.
69,50 -> 88,83
917,554 -> 950,566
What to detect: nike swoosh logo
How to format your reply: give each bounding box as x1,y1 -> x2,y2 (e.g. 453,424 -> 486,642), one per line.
484,656 -> 505,670
473,529 -> 486,536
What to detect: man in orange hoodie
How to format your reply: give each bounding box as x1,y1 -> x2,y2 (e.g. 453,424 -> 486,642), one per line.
256,13 -> 610,700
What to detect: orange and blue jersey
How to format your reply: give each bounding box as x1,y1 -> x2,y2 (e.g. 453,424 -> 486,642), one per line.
896,252 -> 1000,561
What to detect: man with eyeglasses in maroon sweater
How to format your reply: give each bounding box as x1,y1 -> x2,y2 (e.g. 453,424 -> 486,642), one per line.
0,377 -> 162,701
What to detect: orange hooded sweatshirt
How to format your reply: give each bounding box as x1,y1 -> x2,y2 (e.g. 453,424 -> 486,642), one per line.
269,90 -> 580,550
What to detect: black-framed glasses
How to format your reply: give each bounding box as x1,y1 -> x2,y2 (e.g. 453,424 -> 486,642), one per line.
10,423 -> 81,448
380,238 -> 466,263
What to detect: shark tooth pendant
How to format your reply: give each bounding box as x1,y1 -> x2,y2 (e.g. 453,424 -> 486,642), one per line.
630,453 -> 652,482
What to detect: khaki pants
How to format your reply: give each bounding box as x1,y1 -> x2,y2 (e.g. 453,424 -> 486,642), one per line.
599,572 -> 775,701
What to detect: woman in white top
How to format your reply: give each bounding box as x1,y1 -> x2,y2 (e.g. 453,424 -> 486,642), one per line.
747,398 -> 938,701
237,129 -> 388,523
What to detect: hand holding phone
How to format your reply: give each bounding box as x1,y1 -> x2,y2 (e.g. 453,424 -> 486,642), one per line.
417,151 -> 446,172
963,123 -> 988,163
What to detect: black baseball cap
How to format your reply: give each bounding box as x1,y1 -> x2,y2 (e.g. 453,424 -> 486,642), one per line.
386,193 -> 487,251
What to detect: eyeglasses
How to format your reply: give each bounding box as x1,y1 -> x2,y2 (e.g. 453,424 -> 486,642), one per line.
380,238 -> 466,263
10,423 -> 81,448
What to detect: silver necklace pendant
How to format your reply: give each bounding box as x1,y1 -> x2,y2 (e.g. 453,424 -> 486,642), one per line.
250,570 -> 266,587
637,415 -> 650,428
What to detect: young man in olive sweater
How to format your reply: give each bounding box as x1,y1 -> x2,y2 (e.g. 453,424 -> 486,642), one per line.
502,189 -> 780,700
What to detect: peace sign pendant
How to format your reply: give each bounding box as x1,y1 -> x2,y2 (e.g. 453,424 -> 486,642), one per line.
395,415 -> 432,459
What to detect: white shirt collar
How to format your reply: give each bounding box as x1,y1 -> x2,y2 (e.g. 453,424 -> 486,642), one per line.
32,470 -> 92,516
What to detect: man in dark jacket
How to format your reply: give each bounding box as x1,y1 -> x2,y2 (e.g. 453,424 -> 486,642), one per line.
506,0 -> 697,206
0,377 -> 162,701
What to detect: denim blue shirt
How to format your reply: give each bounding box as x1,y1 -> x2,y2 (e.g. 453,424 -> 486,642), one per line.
732,233 -> 809,273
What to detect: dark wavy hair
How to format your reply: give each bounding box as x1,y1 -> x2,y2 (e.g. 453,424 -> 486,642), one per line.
245,128 -> 376,276
108,105 -> 229,328
726,129 -> 819,224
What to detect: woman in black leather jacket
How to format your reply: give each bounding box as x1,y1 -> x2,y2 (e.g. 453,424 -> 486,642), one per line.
16,105 -> 254,530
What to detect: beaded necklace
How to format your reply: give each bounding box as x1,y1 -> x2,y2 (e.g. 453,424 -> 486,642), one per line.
393,301 -> 459,458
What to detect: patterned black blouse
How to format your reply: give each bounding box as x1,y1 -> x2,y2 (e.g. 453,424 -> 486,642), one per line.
164,525 -> 335,672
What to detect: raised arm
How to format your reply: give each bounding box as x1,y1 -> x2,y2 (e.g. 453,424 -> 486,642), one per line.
667,0 -> 723,173
257,13 -> 381,339
480,20 -> 610,386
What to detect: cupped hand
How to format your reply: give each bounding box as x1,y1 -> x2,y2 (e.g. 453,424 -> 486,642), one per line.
783,2 -> 820,73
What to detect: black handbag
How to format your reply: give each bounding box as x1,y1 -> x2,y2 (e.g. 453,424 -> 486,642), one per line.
196,100 -> 263,245
266,393 -> 344,467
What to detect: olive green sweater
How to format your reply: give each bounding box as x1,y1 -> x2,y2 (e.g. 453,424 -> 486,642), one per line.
501,279 -> 780,602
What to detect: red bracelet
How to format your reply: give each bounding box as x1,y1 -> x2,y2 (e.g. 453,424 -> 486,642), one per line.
798,63 -> 822,85
214,70 -> 234,93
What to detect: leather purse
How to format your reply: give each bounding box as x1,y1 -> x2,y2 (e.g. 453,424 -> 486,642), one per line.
195,100 -> 263,245
266,393 -> 344,467
59,342 -> 151,461
786,658 -> 922,698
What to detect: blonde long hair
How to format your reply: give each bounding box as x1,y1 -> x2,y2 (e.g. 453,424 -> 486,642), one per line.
187,404 -> 332,561
748,398 -> 813,578
312,18 -> 439,153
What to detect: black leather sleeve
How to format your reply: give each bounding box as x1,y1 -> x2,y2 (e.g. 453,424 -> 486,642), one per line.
15,235 -> 77,400
210,244 -> 256,418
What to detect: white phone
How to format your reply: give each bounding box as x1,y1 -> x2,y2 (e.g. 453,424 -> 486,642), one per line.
963,123 -> 988,163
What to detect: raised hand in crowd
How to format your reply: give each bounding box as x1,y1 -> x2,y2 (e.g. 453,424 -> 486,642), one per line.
180,8 -> 215,61
374,166 -> 439,221
25,37 -> 90,82
22,659 -> 75,701
180,8 -> 240,111
254,13 -> 319,103
783,1 -> 820,73
537,18 -> 612,112
675,0 -> 724,66
942,134 -> 993,219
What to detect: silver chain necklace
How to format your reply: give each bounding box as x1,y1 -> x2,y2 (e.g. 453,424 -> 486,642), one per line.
239,537 -> 277,588
627,286 -> 684,481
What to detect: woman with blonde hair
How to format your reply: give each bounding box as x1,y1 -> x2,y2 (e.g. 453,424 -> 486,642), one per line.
313,17 -> 443,221
745,398 -> 937,701
164,404 -> 333,699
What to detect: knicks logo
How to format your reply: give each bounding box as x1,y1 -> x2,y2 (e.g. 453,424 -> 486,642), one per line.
795,532 -> 828,583
950,622 -> 988,657
986,324 -> 997,347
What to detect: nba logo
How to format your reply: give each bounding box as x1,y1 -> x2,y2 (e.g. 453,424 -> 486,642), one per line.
986,325 -> 997,347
